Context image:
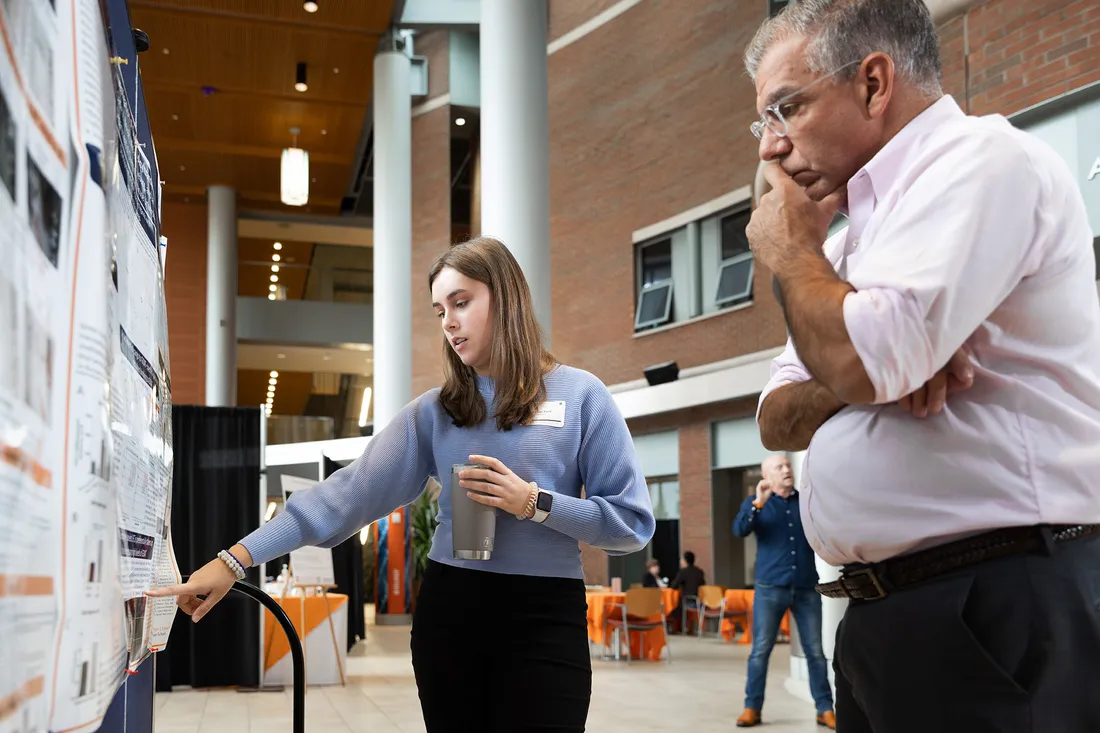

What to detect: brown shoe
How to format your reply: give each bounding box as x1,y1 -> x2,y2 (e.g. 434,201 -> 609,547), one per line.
817,710 -> 837,729
736,709 -> 761,727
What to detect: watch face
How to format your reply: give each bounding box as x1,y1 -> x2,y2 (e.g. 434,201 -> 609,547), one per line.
536,491 -> 553,512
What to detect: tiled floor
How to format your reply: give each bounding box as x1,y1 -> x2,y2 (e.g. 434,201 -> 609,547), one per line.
155,616 -> 824,733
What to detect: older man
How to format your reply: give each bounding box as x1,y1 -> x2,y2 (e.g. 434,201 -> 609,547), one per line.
745,1 -> 1100,731
733,454 -> 833,729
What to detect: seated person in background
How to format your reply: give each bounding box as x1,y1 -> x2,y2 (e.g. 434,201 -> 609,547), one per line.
641,558 -> 667,588
669,551 -> 706,633
670,551 -> 706,597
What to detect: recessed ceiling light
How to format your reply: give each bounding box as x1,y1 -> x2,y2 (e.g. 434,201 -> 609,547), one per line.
273,242 -> 283,250
268,293 -> 275,300
162,48 -> 170,55
332,68 -> 339,74
295,62 -> 308,92
277,353 -> 286,359
179,165 -> 185,171
455,117 -> 466,126
311,178 -> 316,183
270,274 -> 278,282
321,129 -> 327,135
269,284 -> 277,292
272,254 -> 281,262
171,114 -> 178,121
271,265 -> 280,273
270,371 -> 279,378
303,1 -> 318,12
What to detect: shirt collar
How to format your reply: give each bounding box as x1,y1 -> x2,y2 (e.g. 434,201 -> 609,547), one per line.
847,95 -> 964,210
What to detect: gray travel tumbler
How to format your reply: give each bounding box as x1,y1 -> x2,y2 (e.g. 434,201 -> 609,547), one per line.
450,463 -> 497,560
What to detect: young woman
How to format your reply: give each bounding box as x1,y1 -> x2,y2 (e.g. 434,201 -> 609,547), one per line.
148,236 -> 656,732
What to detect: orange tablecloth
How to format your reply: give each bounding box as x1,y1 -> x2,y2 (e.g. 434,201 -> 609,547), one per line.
263,592 -> 348,672
585,588 -> 679,661
719,589 -> 790,644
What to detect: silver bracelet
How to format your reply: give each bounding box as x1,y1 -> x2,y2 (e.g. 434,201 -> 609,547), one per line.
218,549 -> 246,580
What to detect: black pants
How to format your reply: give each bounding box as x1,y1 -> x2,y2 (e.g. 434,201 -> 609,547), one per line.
834,533 -> 1100,733
410,560 -> 592,732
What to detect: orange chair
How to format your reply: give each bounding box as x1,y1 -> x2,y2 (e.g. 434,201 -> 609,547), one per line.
603,587 -> 670,663
698,585 -> 746,639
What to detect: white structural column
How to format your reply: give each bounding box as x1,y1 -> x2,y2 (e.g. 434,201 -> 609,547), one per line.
206,185 -> 238,406
372,35 -> 413,430
479,0 -> 553,340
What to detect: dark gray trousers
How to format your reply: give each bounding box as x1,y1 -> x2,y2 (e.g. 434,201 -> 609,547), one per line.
834,533 -> 1100,733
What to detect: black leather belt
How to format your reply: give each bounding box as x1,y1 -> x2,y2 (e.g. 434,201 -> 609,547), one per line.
816,524 -> 1100,601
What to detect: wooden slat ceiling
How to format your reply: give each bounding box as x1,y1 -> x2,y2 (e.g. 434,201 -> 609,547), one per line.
130,0 -> 394,214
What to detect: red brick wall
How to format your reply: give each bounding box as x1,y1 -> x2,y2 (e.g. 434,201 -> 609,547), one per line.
410,32 -> 453,397
162,201 -> 208,405
548,0 -> 624,41
547,0 -> 788,388
939,0 -> 1100,116
411,105 -> 452,397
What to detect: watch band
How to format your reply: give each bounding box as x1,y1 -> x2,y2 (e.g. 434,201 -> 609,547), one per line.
531,489 -> 551,523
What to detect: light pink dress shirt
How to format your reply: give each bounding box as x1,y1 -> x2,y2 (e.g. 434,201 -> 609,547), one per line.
758,96 -> 1100,566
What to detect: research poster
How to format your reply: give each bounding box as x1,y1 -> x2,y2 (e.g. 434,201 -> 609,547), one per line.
0,0 -> 178,730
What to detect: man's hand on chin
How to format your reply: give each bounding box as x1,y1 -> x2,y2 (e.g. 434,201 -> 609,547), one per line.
747,164 -> 845,277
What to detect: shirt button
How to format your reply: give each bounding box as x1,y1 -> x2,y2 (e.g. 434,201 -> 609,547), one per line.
786,510 -> 791,515
788,523 -> 793,527
792,565 -> 796,569
791,551 -> 796,555
790,537 -> 794,541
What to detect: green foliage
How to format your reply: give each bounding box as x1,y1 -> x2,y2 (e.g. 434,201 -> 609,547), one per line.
411,489 -> 440,582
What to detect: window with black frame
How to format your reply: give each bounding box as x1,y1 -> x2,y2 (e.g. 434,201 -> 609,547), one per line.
715,210 -> 754,309
635,237 -> 674,331
768,0 -> 792,18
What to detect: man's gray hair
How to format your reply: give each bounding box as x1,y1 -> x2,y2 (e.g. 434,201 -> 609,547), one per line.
744,0 -> 943,98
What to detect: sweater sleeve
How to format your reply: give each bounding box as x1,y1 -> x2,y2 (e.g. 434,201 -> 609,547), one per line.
238,393 -> 437,566
540,380 -> 656,555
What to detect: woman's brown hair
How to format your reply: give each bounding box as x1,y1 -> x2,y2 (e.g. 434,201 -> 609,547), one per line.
428,237 -> 556,431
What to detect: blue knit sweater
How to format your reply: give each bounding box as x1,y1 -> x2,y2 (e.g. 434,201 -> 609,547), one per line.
239,365 -> 656,579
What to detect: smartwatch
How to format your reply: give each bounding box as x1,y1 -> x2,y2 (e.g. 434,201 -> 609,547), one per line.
531,489 -> 553,523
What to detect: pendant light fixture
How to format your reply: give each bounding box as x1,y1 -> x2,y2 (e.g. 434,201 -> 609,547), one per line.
280,126 -> 309,206
294,62 -> 308,92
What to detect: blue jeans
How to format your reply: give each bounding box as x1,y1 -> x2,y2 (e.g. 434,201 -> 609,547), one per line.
744,583 -> 834,714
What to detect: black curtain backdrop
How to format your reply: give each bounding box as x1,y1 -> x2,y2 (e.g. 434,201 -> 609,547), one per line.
323,456 -> 365,650
155,406 -> 262,692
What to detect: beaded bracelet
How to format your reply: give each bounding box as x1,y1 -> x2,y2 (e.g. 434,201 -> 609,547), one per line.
516,483 -> 538,520
218,549 -> 246,580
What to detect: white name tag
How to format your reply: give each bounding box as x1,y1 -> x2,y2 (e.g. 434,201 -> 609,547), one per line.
531,400 -> 566,428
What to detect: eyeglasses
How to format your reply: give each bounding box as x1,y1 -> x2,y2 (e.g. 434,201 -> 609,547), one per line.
750,60 -> 863,141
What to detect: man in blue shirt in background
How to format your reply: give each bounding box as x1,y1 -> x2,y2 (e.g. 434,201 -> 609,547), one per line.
733,454 -> 834,729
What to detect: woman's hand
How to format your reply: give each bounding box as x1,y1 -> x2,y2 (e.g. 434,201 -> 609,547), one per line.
460,455 -> 536,517
145,554 -> 239,623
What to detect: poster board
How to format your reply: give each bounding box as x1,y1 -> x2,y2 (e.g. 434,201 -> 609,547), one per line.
0,0 -> 177,731
280,474 -> 335,587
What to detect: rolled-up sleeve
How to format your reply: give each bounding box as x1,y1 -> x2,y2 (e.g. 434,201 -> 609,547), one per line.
842,133 -> 1043,404
756,337 -> 813,422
